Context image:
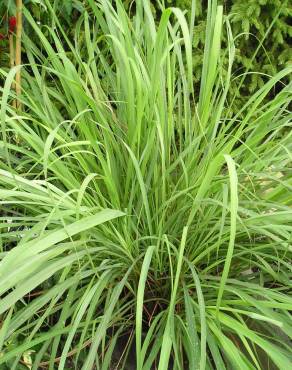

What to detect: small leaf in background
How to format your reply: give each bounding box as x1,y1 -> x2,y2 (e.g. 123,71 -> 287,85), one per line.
22,350 -> 34,369
73,0 -> 84,13
63,0 -> 73,18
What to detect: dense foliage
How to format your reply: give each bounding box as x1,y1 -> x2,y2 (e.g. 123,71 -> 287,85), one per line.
1,1 -> 291,91
0,0 -> 291,369
1,0 -> 291,104
170,0 -> 291,112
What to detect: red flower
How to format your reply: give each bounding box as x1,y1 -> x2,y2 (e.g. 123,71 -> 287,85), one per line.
9,16 -> 17,33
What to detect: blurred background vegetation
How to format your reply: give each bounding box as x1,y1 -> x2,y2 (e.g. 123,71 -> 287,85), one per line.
1,0 -> 291,113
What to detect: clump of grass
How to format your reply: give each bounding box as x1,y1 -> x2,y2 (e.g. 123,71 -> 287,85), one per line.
0,0 -> 291,369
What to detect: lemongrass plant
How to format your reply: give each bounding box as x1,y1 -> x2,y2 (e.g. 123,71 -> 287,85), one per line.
0,0 -> 291,369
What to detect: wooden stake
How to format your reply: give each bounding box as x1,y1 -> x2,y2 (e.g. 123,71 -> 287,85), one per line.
9,33 -> 16,108
15,0 -> 22,110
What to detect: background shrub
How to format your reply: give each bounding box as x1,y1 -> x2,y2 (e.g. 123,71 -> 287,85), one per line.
1,1 -> 291,112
